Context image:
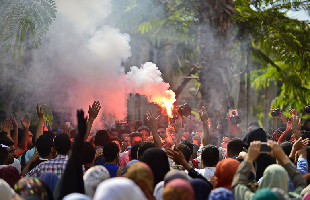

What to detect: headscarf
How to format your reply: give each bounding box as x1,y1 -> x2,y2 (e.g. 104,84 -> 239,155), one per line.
93,177 -> 147,200
121,159 -> 138,175
39,172 -> 58,193
0,166 -> 20,188
303,193 -> 310,200
243,128 -> 267,147
259,164 -> 289,193
141,148 -> 170,186
0,178 -> 15,200
154,181 -> 164,200
208,187 -> 234,200
214,158 -> 240,189
271,188 -> 290,200
162,178 -> 194,200
190,178 -> 212,200
252,188 -> 279,200
83,165 -> 110,198
164,170 -> 188,186
124,161 -> 155,200
14,177 -> 49,200
63,193 -> 92,200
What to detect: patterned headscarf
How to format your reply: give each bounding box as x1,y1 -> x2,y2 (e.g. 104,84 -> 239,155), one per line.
163,178 -> 194,200
214,158 -> 240,189
124,161 -> 155,200
208,187 -> 234,200
14,177 -> 48,200
252,188 -> 279,200
83,165 -> 110,198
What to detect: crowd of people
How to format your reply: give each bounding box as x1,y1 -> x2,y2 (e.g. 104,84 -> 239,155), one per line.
1,101 -> 310,200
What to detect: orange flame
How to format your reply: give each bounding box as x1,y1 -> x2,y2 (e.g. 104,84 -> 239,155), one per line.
152,90 -> 176,118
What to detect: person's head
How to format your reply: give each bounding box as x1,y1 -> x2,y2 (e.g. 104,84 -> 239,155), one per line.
36,134 -> 54,159
162,178 -> 194,200
0,146 -> 8,165
82,142 -> 96,165
141,148 -> 170,185
280,142 -> 292,157
303,119 -> 310,130
227,138 -> 243,158
214,158 -> 240,189
248,122 -> 260,132
129,132 -> 143,146
111,138 -> 121,152
0,135 -> 15,164
137,142 -> 155,160
208,187 -> 235,200
175,144 -> 191,163
259,164 -> 289,192
192,136 -> 201,146
14,177 -> 50,200
201,145 -> 219,167
122,135 -> 131,151
180,140 -> 193,156
137,126 -> 150,141
164,170 -> 188,186
157,126 -> 166,140
83,166 -> 110,198
0,166 -> 20,188
190,178 -> 212,200
38,172 -> 59,194
109,128 -> 120,139
103,142 -> 119,163
123,161 -> 154,200
54,133 -> 71,155
244,128 -> 267,148
94,130 -> 111,147
129,143 -> 140,160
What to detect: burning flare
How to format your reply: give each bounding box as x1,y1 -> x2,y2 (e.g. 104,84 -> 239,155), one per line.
152,89 -> 176,118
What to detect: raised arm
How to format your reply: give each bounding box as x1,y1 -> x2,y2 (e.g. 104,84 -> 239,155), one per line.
146,111 -> 162,149
11,114 -> 19,148
199,106 -> 209,146
35,104 -> 44,143
16,114 -> 31,157
85,101 -> 101,141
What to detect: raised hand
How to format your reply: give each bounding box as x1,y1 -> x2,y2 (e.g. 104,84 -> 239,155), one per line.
10,114 -> 18,128
166,148 -> 186,166
289,108 -> 298,116
199,106 -> 209,123
21,114 -> 31,129
37,103 -> 44,120
88,101 -> 101,121
43,120 -> 49,131
146,111 -> 159,129
77,109 -> 87,140
245,141 -> 261,163
291,115 -> 301,136
268,140 -> 290,165
1,120 -> 13,134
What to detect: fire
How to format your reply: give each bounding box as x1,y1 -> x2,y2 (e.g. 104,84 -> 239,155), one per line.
153,90 -> 176,118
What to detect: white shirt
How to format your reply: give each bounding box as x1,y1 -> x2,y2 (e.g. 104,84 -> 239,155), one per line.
195,167 -> 216,180
9,158 -> 21,174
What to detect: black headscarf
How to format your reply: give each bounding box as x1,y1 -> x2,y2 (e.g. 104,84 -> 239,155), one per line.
190,178 -> 212,200
141,148 -> 170,186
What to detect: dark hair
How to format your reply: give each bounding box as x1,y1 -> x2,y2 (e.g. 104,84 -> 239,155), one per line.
82,142 -> 96,164
0,132 -> 14,147
137,126 -> 150,133
303,119 -> 310,128
248,122 -> 260,129
0,146 -> 8,164
280,142 -> 293,156
129,132 -> 142,144
36,135 -> 54,158
137,142 -> 155,160
175,144 -> 191,162
54,133 -> 71,155
130,143 -> 140,160
95,130 -> 111,147
201,145 -> 219,167
192,144 -> 199,159
103,142 -> 119,162
180,140 -> 193,155
111,137 -> 122,149
227,138 -> 244,157
302,130 -> 310,143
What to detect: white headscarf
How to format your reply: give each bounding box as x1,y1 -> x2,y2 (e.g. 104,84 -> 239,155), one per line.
93,177 -> 147,200
0,179 -> 15,200
83,166 -> 110,198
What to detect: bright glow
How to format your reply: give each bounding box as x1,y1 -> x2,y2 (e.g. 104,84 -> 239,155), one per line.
153,89 -> 176,118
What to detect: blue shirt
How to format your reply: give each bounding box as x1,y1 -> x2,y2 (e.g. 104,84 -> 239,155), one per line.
103,164 -> 119,178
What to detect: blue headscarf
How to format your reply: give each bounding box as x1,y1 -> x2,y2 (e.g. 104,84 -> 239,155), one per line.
39,172 -> 59,192
121,159 -> 138,175
208,187 -> 234,200
190,178 -> 212,200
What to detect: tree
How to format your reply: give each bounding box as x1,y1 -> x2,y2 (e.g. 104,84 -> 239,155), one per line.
0,0 -> 57,61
